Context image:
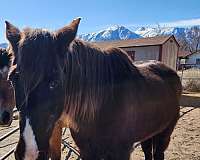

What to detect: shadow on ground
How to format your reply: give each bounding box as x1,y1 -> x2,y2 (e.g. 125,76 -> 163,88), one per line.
180,92 -> 200,108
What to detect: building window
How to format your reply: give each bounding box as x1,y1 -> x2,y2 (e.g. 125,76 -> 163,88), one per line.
196,58 -> 200,64
127,51 -> 135,61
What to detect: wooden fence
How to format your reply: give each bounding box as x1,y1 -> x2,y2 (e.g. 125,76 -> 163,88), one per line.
0,110 -> 81,160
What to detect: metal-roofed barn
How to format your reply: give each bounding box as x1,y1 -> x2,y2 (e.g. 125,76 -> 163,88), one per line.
94,35 -> 179,70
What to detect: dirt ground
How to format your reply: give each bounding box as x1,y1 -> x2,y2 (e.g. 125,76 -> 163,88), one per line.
0,96 -> 199,159
133,106 -> 200,160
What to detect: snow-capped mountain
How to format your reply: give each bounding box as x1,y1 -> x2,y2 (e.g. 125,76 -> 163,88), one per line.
78,24 -> 200,43
134,26 -> 200,39
78,25 -> 141,42
160,18 -> 200,28
132,18 -> 200,38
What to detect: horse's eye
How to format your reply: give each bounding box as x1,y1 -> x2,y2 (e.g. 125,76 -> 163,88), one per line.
49,80 -> 59,90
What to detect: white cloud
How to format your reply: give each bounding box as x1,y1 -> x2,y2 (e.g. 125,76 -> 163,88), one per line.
159,18 -> 200,27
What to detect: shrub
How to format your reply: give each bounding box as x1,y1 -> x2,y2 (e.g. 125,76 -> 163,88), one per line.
183,79 -> 200,92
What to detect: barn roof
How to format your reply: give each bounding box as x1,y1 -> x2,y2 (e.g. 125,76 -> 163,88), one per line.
185,51 -> 200,58
178,50 -> 191,58
93,35 -> 179,48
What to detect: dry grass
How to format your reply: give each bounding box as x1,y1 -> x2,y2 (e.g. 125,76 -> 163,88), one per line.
178,68 -> 200,92
178,68 -> 200,78
183,80 -> 200,92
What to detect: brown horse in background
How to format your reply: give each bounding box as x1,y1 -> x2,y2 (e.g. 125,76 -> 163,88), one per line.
0,48 -> 15,126
6,18 -> 182,160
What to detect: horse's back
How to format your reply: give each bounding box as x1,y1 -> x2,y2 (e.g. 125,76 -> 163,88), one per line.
100,60 -> 182,142
121,61 -> 181,140
136,61 -> 182,99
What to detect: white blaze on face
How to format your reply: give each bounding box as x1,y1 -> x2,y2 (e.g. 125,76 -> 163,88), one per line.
23,118 -> 39,160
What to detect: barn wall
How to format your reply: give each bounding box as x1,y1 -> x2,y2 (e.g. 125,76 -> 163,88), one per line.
123,46 -> 160,61
162,37 -> 178,70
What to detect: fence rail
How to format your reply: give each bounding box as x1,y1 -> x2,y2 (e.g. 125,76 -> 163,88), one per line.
181,77 -> 200,80
0,111 -> 81,160
0,147 -> 15,160
0,127 -> 19,142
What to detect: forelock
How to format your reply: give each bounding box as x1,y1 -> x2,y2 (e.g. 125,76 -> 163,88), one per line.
17,28 -> 57,94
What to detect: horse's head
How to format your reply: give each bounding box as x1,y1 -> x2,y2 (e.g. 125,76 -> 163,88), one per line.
6,18 -> 81,160
0,48 -> 11,77
0,48 -> 15,126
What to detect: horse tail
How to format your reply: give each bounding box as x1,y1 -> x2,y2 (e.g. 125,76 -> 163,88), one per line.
174,75 -> 182,101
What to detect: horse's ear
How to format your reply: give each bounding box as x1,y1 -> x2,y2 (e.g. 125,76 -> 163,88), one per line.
55,18 -> 81,47
5,21 -> 21,65
5,21 -> 21,47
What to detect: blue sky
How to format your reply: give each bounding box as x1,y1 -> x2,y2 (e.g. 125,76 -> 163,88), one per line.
0,0 -> 200,42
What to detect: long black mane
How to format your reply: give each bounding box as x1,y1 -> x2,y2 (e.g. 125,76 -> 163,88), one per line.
17,28 -> 137,121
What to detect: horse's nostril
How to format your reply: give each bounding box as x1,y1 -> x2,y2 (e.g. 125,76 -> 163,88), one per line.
2,111 -> 10,124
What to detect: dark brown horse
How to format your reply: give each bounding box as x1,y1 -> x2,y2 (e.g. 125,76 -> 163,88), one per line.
6,18 -> 182,160
0,48 -> 15,126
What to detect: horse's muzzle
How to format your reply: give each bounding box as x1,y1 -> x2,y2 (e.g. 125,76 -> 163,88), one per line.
15,138 -> 49,160
0,110 -> 12,126
37,152 -> 49,160
14,137 -> 25,160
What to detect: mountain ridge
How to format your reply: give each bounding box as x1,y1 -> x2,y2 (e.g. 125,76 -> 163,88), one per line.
1,24 -> 200,46
78,25 -> 141,42
78,25 -> 200,42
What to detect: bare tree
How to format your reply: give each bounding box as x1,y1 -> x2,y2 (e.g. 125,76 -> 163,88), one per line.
153,23 -> 162,36
178,26 -> 200,53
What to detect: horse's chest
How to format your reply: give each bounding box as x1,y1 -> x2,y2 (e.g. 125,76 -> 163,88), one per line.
58,111 -> 78,129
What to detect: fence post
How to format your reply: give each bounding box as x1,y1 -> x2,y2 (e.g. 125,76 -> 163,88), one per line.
181,64 -> 184,83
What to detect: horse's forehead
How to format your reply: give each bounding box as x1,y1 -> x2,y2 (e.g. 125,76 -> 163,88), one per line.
19,31 -> 54,59
22,29 -> 53,42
